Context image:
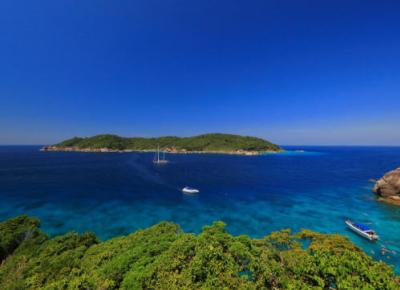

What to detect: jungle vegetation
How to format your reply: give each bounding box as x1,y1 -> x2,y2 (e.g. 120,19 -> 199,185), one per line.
53,133 -> 282,152
0,215 -> 398,289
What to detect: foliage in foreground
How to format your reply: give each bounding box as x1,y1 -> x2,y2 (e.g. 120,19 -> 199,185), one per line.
54,133 -> 282,152
0,216 -> 398,290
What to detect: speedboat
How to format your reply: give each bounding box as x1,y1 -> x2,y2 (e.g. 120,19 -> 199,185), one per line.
345,220 -> 379,241
182,186 -> 199,194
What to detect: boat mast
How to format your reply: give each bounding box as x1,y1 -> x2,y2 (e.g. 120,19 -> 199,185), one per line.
157,144 -> 160,163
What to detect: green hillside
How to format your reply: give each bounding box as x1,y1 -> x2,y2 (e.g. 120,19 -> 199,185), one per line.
0,216 -> 398,289
53,133 -> 282,152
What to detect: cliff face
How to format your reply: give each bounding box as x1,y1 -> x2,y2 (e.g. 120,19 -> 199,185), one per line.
373,167 -> 400,206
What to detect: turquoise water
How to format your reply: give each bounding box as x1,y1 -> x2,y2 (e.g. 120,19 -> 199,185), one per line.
0,146 -> 399,272
264,149 -> 324,156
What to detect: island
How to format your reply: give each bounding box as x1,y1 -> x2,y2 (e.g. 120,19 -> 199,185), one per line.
0,215 -> 398,289
373,167 -> 400,206
41,133 -> 282,155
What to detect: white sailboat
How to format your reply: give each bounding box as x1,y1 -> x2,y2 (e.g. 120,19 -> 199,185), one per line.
153,145 -> 168,164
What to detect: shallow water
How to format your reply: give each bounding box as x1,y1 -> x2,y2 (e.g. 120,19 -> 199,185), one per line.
0,146 -> 399,272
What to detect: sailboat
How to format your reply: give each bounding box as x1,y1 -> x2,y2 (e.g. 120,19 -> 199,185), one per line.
153,145 -> 168,164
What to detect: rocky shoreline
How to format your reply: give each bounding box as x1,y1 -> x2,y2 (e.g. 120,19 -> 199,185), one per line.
41,146 -> 280,156
372,167 -> 400,206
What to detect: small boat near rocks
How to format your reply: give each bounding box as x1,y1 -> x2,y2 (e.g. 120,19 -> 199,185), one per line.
345,220 -> 379,241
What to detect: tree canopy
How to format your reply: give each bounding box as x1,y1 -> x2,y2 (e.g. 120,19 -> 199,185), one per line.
0,216 -> 398,289
53,133 -> 282,152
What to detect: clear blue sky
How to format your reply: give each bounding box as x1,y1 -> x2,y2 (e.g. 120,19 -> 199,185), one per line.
1,0 -> 399,145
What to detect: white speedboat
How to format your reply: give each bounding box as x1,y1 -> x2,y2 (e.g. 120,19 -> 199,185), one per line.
345,220 -> 379,241
182,186 -> 199,194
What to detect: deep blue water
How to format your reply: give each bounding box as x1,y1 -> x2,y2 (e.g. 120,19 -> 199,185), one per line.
0,146 -> 399,272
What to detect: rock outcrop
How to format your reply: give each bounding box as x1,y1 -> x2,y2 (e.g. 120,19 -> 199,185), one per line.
373,167 -> 400,206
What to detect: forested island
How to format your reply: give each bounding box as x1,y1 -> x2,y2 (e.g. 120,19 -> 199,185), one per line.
0,215 -> 398,289
42,133 -> 282,155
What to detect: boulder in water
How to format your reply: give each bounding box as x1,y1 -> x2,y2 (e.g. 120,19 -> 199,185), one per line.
373,167 -> 400,206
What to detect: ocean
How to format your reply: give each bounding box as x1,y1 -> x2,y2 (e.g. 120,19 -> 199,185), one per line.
0,145 -> 399,272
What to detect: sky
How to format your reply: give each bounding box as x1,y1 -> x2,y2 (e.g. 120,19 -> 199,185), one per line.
0,0 -> 399,145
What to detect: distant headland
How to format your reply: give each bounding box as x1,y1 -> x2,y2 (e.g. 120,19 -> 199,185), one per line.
41,133 -> 282,155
